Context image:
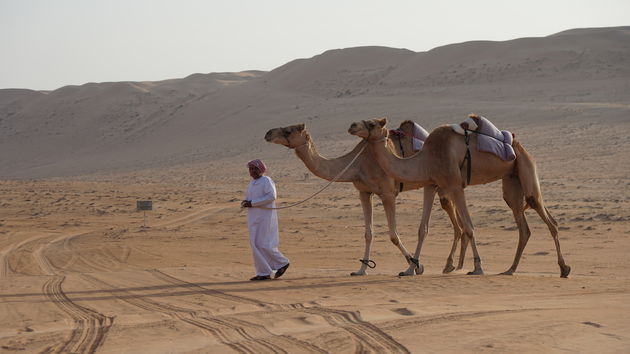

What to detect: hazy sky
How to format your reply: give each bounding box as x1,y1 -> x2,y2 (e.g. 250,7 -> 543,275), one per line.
1,0 -> 628,90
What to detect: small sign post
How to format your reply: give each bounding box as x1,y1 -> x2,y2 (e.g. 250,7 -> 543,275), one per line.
136,200 -> 153,228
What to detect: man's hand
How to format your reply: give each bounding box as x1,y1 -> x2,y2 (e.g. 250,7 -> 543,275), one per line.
241,200 -> 252,208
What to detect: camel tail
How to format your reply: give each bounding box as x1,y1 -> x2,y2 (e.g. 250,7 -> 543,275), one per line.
512,140 -> 543,207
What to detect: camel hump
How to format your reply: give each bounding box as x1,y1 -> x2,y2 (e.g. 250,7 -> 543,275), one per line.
513,140 -> 542,201
392,120 -> 429,153
424,125 -> 454,145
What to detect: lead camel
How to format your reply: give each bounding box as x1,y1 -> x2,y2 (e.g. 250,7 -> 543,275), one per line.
265,123 -> 467,275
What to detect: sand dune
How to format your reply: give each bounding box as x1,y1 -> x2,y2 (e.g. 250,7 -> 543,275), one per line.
383,26 -> 630,86
0,26 -> 629,352
1,26 -> 628,179
265,46 -> 415,94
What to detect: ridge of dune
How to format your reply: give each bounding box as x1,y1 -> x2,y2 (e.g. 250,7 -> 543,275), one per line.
381,26 -> 630,86
265,46 -> 415,95
550,25 -> 630,37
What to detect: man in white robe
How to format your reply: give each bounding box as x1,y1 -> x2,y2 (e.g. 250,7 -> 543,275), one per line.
241,159 -> 290,281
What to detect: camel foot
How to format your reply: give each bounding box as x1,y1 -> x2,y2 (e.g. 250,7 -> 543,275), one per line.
500,269 -> 515,275
398,264 -> 423,276
442,264 -> 455,274
414,264 -> 424,275
466,269 -> 484,275
560,265 -> 571,278
398,269 -> 415,277
350,271 -> 367,276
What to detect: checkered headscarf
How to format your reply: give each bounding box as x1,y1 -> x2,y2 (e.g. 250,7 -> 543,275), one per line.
247,159 -> 267,174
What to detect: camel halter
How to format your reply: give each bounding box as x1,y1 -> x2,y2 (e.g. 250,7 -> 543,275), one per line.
248,140 -> 367,210
361,120 -> 375,142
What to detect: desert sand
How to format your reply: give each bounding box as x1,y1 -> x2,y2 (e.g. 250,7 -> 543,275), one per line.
1,27 -> 629,353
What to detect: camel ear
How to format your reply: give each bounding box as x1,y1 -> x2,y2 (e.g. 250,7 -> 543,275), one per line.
376,118 -> 387,127
295,123 -> 305,132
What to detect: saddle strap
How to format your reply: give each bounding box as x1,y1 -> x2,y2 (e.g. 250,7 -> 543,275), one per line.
459,130 -> 472,186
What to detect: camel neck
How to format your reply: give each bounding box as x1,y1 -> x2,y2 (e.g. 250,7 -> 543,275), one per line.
370,139 -> 430,185
294,139 -> 363,182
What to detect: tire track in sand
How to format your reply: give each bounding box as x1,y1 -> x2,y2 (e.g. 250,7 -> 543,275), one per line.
149,269 -> 409,353
19,206 -> 405,353
6,206 -> 228,352
379,307 -> 559,331
300,307 -> 409,353
56,231 -> 127,274
81,273 -> 326,353
155,205 -> 229,229
40,276 -> 114,354
0,233 -> 53,277
12,232 -> 115,354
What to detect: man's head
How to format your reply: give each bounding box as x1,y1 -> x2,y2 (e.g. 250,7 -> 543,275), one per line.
247,159 -> 267,179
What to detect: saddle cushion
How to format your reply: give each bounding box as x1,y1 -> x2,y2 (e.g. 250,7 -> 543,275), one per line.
411,122 -> 429,151
451,115 -> 516,161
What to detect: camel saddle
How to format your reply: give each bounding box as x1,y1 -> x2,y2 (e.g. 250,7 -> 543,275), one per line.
451,114 -> 516,161
390,121 -> 429,153
390,121 -> 429,192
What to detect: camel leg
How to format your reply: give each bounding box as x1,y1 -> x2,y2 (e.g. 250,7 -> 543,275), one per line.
438,193 -> 463,274
380,193 -> 413,269
399,186 -> 437,276
352,191 -> 374,276
500,176 -> 531,276
449,187 -> 484,275
527,196 -> 571,278
458,232 -> 469,270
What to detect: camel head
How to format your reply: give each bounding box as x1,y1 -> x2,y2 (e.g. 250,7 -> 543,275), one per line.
347,118 -> 389,141
398,120 -> 416,136
264,123 -> 309,148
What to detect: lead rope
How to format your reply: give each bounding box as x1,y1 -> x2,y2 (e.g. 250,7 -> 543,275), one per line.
245,142 -> 368,211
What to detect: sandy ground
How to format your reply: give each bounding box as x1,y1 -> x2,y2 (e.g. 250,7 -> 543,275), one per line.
1,26 -> 629,353
1,114 -> 629,353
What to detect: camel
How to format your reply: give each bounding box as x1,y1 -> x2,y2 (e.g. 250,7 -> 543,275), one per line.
264,122 -> 467,276
348,116 -> 571,278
